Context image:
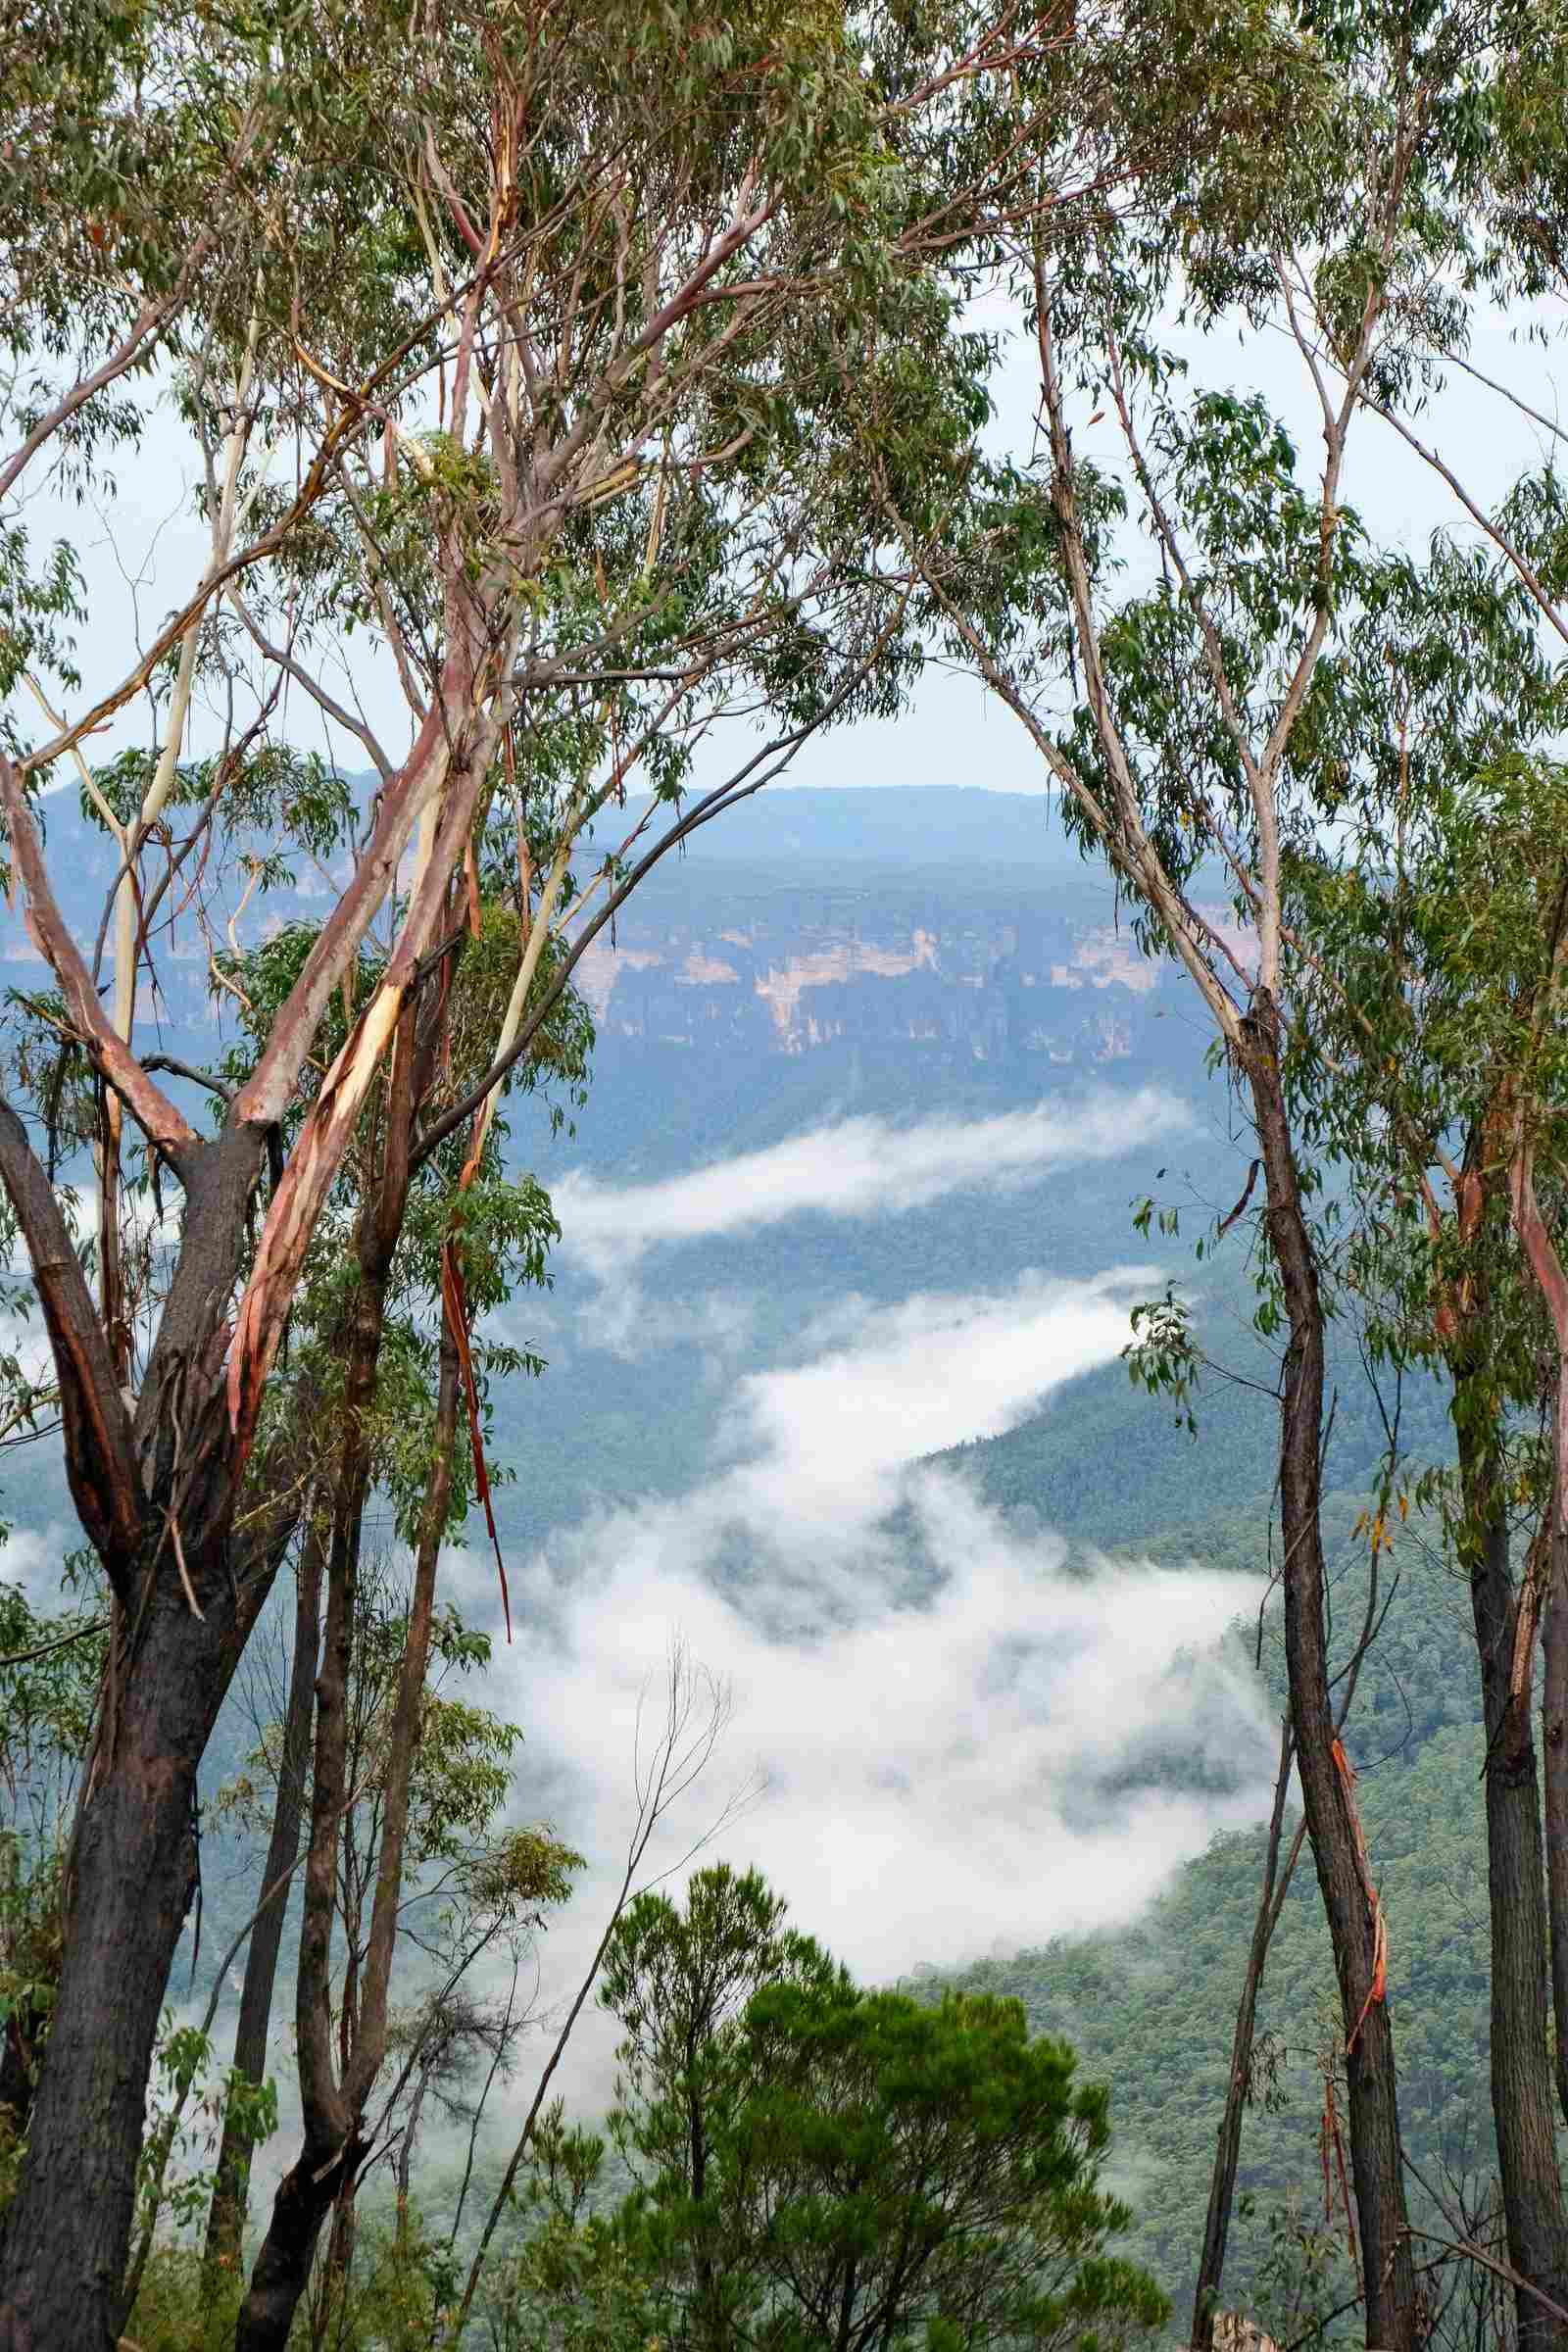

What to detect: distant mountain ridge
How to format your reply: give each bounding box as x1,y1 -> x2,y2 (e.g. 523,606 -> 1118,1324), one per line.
14,785 -> 1204,1087
600,784 -> 1088,868
577,860 -> 1177,1070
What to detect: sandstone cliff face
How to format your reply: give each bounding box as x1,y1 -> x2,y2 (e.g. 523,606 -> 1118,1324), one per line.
24,790 -> 1201,1085
575,872 -> 1174,1070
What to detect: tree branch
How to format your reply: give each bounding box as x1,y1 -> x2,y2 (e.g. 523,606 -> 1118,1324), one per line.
0,1101 -> 143,1586
410,620 -> 903,1172
0,751 -> 197,1165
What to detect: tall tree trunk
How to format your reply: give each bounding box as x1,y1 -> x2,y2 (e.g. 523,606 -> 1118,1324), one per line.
0,1560 -> 276,2351
203,1516 -> 327,2288
1191,1720 -> 1301,2351
1455,1402 -> 1568,2352
0,1108 -> 283,2352
1543,1519 -> 1568,2132
235,1324 -> 459,2352
1248,1005 -> 1417,2352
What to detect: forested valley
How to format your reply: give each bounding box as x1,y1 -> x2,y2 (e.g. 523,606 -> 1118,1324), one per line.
5,2 -> 1568,2348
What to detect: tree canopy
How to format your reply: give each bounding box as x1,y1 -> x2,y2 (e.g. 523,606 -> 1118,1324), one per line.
493,1865 -> 1168,2352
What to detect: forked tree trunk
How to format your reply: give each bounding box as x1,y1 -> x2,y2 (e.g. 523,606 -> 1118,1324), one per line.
1248,1004 -> 1417,2352
0,1111 -> 310,2351
1455,1405 -> 1568,2352
203,1518 -> 327,2288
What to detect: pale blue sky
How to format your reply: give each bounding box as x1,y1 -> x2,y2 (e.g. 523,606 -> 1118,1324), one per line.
14,296 -> 1560,795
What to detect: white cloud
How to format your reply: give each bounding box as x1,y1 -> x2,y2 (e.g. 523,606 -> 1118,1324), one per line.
553,1091 -> 1190,1279
570,1281 -> 760,1366
500,1478 -> 1267,1981
445,1261 -> 1269,2116
0,1523 -> 75,1601
745,1274 -> 1142,1489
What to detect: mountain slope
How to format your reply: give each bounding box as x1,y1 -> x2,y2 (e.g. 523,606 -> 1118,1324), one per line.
917,1450 -> 1487,2337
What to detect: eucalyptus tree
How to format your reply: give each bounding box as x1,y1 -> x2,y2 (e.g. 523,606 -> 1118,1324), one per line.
1,0 -> 1204,2331
0,3 -> 496,2327
1128,536 -> 1568,2352
905,6 -> 1563,2341
1282,630 -> 1568,2352
1321,50 -> 1568,2277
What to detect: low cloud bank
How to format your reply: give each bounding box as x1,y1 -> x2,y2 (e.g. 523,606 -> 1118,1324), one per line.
553,1090 -> 1192,1278
451,1260 -> 1271,2110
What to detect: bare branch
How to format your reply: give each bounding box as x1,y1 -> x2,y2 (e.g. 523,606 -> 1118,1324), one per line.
440,1643 -> 742,2349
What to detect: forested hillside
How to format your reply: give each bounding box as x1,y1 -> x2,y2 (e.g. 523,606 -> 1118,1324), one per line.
929,1472 -> 1491,2338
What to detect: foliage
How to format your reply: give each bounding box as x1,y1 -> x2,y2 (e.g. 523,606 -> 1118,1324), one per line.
0,1568 -> 106,2198
493,1866 -> 1168,2352
218,1570 -> 525,1875
932,1475 -> 1495,2329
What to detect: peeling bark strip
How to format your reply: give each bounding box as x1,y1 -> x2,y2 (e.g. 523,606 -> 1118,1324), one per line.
227,692 -> 501,1446
0,755 -> 195,1165
229,725 -> 446,1130
1320,2070 -> 1362,2295
1332,1740 -> 1388,2054
227,978 -> 411,1443
1510,1141 -> 1568,1536
441,1240 -> 511,1642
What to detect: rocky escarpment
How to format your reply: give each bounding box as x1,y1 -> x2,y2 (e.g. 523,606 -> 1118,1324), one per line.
574,865 -> 1179,1071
